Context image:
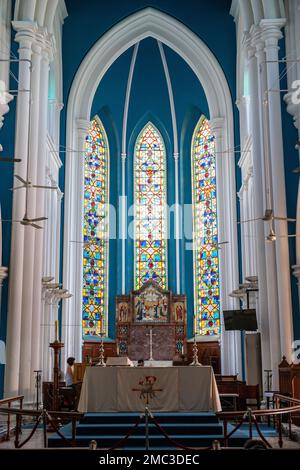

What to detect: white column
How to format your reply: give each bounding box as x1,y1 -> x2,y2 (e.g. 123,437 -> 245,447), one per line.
0,0 -> 12,85
174,152 -> 181,293
237,188 -> 246,276
41,290 -> 55,381
211,118 -> 241,376
19,37 -> 42,402
31,32 -> 53,392
62,120 -> 89,367
261,19 -> 294,362
0,266 -> 8,326
253,28 -> 281,388
245,30 -> 272,382
283,0 -> 300,313
4,21 -> 35,397
121,152 -> 126,295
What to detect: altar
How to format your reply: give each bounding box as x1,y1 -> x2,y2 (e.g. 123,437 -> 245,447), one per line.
78,366 -> 221,413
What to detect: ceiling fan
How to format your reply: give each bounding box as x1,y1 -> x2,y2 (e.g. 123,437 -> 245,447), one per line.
2,178 -> 47,229
239,209 -> 296,224
1,214 -> 47,229
11,174 -> 58,191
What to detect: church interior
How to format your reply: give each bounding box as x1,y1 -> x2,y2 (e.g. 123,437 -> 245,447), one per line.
0,0 -> 300,457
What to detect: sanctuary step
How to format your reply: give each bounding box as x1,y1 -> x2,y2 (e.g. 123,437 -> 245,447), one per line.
47,412 -> 277,449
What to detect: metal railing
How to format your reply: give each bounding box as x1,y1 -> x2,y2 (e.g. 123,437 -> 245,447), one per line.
0,395 -> 24,440
218,393 -> 300,448
1,394 -> 300,449
0,407 -> 83,448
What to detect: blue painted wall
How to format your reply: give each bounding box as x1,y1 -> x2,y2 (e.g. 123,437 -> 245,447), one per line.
279,36 -> 300,340
60,0 -> 238,341
0,21 -> 18,397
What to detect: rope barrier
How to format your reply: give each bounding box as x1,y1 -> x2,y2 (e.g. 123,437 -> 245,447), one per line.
106,414 -> 144,451
15,412 -> 43,449
150,413 -> 211,451
44,410 -> 74,447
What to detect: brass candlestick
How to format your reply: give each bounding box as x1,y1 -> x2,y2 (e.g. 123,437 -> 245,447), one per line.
96,331 -> 106,367
190,331 -> 201,366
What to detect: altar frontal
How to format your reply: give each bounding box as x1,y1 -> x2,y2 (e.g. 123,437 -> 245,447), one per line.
78,365 -> 221,412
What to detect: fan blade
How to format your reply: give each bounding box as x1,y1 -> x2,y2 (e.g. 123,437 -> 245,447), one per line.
14,175 -> 27,185
0,157 -> 21,163
29,217 -> 47,222
277,234 -> 300,238
1,219 -> 21,223
32,185 -> 58,190
238,218 -> 261,224
30,223 -> 43,229
273,216 -> 296,222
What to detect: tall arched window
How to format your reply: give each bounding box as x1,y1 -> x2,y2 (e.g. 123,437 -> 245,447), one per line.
134,122 -> 167,289
192,117 -> 220,336
82,117 -> 109,337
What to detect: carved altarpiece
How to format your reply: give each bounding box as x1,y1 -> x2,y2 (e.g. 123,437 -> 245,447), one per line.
116,280 -> 186,361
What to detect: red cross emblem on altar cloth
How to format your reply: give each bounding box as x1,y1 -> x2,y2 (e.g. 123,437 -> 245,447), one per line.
132,375 -> 163,405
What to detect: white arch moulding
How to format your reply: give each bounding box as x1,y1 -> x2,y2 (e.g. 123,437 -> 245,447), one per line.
63,7 -> 240,374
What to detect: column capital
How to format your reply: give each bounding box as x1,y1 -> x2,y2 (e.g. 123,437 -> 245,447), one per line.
57,188 -> 64,200
260,19 -> 286,46
173,152 -> 179,160
283,92 -> 300,130
242,31 -> 256,60
0,80 -> 14,130
0,266 -> 8,282
55,101 -> 64,112
12,20 -> 38,47
36,28 -> 56,63
249,25 -> 265,55
292,264 -> 300,284
121,152 -> 127,161
237,188 -> 244,201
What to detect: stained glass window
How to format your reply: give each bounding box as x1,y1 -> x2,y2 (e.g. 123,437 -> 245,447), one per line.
192,117 -> 220,336
134,122 -> 167,289
82,118 -> 109,338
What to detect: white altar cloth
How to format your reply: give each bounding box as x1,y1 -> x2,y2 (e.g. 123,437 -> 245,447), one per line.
78,366 -> 221,413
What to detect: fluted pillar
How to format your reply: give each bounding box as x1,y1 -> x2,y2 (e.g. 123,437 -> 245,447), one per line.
211,118 -> 241,376
19,38 -> 42,401
252,27 -> 281,387
5,21 -> 36,397
30,32 -> 53,393
261,19 -> 294,362
245,29 -> 271,381
41,290 -> 56,381
283,0 -> 300,314
62,119 -> 89,368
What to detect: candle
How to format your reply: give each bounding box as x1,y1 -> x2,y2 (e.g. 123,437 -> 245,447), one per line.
55,320 -> 58,341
